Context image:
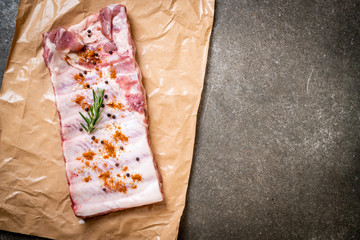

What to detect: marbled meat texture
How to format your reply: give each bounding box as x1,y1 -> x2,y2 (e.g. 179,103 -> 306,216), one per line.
42,4 -> 163,218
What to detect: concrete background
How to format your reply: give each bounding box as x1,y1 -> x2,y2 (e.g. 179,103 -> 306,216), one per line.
1,0 -> 360,239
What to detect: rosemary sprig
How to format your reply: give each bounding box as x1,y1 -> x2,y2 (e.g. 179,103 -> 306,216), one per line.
79,88 -> 105,134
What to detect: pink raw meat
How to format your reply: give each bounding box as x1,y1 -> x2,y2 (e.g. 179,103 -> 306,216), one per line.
42,4 -> 163,218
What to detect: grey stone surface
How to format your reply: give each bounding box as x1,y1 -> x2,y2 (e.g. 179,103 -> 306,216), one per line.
0,0 -> 18,87
178,0 -> 360,239
1,0 -> 360,239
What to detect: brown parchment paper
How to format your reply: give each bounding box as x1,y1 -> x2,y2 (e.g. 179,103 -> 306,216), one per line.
0,0 -> 214,239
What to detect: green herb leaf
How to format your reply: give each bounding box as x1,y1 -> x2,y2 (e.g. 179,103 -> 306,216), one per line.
79,88 -> 105,134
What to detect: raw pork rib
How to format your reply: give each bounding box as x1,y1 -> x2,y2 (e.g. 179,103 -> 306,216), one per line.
42,4 -> 163,217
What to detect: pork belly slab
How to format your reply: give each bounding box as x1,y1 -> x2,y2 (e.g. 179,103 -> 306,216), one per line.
42,4 -> 163,218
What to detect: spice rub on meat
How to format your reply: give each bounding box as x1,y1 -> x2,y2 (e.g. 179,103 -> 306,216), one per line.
42,4 -> 163,218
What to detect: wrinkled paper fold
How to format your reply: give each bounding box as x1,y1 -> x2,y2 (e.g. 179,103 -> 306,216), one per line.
0,0 -> 214,239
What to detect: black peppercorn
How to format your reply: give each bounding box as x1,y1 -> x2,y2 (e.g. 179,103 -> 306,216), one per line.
112,115 -> 116,119
104,95 -> 108,99
101,140 -> 104,144
107,113 -> 111,117
84,70 -> 87,74
91,136 -> 95,140
86,84 -> 90,88
94,53 -> 98,57
93,62 -> 96,65
88,34 -> 91,37
87,30 -> 91,33
126,173 -> 130,177
79,73 -> 83,77
80,128 -> 83,132
103,188 -> 106,191
120,146 -> 124,150
85,107 -> 89,112
101,104 -> 105,108
105,81 -> 109,84
115,163 -> 119,167
136,157 -> 140,161
109,51 -> 113,54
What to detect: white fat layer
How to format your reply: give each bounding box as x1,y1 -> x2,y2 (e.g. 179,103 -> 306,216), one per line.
112,7 -> 133,55
44,5 -> 162,217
